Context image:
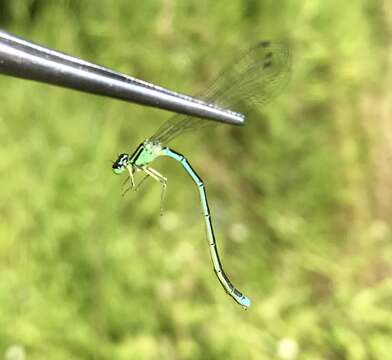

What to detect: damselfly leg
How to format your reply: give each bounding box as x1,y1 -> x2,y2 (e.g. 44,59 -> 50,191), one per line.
121,170 -> 150,197
143,167 -> 167,216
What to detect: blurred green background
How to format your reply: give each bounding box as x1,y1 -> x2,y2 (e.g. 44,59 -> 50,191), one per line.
1,1 -> 391,359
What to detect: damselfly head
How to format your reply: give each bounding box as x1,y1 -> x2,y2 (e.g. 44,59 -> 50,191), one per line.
112,153 -> 129,175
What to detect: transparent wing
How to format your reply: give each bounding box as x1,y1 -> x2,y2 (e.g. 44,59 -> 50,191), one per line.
150,41 -> 291,145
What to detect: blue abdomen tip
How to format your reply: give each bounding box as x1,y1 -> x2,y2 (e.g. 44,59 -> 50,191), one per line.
241,296 -> 251,308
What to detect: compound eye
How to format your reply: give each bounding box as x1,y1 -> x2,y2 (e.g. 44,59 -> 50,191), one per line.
112,153 -> 129,175
112,165 -> 125,175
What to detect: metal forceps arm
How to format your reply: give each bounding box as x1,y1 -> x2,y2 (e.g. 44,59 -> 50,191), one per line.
0,30 -> 245,126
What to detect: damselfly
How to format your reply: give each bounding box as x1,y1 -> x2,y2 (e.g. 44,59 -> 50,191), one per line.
112,41 -> 291,308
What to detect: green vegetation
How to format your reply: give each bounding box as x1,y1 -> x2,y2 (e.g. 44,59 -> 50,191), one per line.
0,1 -> 391,359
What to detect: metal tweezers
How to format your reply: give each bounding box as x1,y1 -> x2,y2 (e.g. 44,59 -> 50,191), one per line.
0,30 -> 244,126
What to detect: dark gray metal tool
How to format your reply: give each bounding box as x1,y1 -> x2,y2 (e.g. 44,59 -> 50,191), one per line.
0,30 -> 245,125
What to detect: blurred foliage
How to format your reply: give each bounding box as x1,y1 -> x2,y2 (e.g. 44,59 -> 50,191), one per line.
0,0 -> 392,359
